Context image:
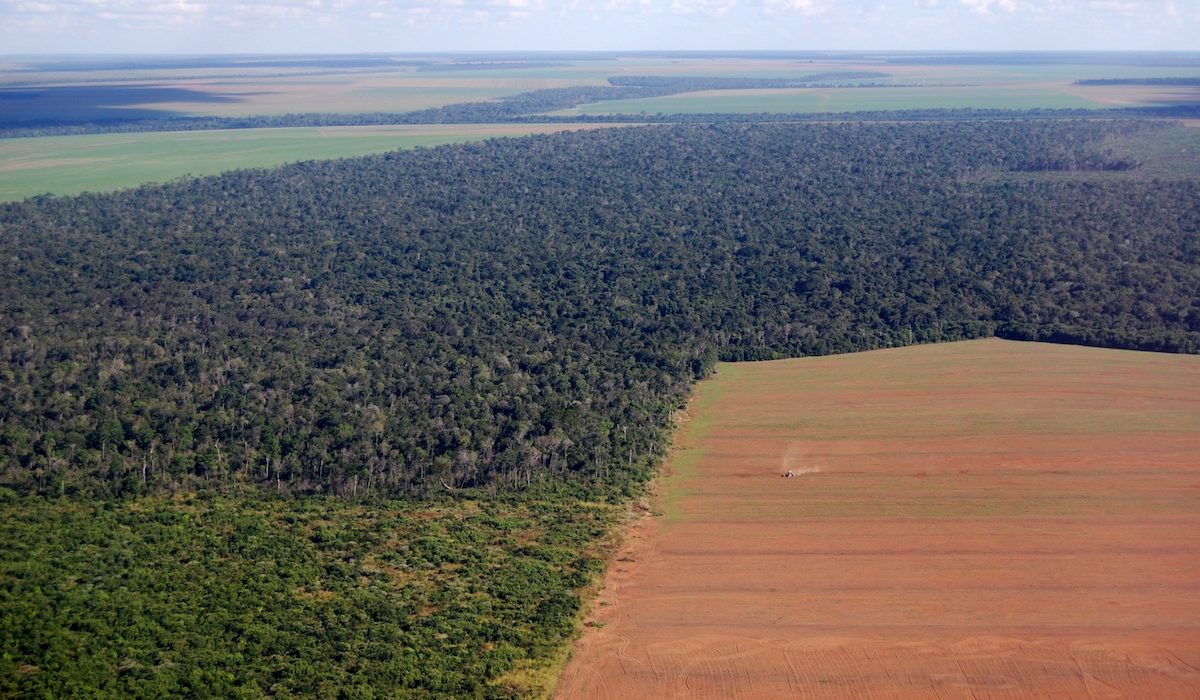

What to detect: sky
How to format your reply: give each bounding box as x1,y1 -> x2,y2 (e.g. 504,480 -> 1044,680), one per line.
0,0 -> 1196,54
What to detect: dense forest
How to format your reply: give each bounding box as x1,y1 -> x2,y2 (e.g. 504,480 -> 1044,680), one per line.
2,120 -> 1198,501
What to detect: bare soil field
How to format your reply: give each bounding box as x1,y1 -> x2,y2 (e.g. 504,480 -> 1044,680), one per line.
556,338 -> 1200,699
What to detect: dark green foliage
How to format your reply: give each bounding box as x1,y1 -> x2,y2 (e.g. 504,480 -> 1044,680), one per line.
1,120 -> 1198,500
0,495 -> 614,698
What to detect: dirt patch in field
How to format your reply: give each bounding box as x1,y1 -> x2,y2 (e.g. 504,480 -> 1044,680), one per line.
555,338 -> 1200,698
0,156 -> 108,173
1061,83 -> 1200,107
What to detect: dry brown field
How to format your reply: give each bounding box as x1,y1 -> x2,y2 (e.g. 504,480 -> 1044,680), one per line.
556,338 -> 1200,699
119,73 -> 596,117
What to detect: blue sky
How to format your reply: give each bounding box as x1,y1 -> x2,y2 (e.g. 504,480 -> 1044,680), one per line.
0,0 -> 1195,54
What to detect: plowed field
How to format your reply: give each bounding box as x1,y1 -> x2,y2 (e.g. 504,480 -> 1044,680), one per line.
555,339 -> 1200,699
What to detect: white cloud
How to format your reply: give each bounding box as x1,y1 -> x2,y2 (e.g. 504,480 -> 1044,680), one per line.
0,0 -> 1196,51
670,0 -> 738,16
765,0 -> 820,14
1088,0 -> 1139,12
959,0 -> 1017,14
148,0 -> 207,14
233,3 -> 313,18
489,0 -> 544,8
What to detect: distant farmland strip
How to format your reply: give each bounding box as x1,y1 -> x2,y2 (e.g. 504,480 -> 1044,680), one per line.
1076,77 -> 1200,85
607,72 -> 892,90
9,103 -> 1200,141
0,85 -> 672,138
0,123 -> 631,201
8,78 -> 1200,139
555,85 -> 1109,115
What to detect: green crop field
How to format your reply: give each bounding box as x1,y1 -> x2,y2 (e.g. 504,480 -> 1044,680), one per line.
554,85 -> 1111,115
0,124 -> 625,201
949,63 -> 1200,82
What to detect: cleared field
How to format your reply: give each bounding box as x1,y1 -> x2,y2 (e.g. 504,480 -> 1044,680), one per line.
0,123 -> 627,200
555,59 -> 1200,116
603,57 -> 1200,85
0,79 -> 535,123
118,73 -> 605,118
6,56 -> 1197,122
0,65 -> 607,121
555,85 -> 1118,115
141,80 -> 517,118
1064,84 -> 1200,108
556,338 -> 1200,699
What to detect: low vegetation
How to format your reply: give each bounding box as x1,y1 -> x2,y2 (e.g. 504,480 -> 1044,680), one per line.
0,491 -> 616,698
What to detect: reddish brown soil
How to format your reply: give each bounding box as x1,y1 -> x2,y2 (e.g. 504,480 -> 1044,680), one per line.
555,339 -> 1200,699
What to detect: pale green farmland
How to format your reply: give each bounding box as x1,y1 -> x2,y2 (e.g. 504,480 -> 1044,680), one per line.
553,85 -> 1112,115
0,124 -> 627,201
